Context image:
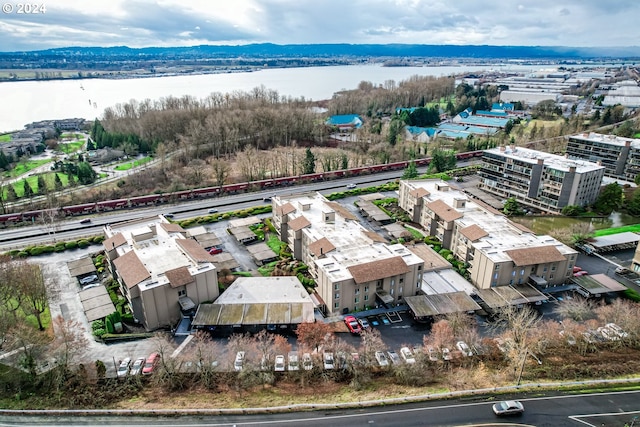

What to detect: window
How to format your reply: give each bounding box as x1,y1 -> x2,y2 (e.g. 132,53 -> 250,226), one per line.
399,277 -> 404,284
364,295 -> 369,301
355,288 -> 360,295
364,286 -> 369,292
178,289 -> 186,297
543,267 -> 548,273
354,297 -> 359,304
334,302 -> 340,309
495,265 -> 500,271
520,268 -> 525,276
494,273 -> 498,279
390,288 -> 394,295
334,284 -> 340,290
334,293 -> 339,300
512,271 -> 516,277
391,279 -> 395,286
399,286 -> 403,294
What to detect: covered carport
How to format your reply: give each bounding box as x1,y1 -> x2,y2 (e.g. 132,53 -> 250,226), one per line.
587,232 -> 640,253
78,286 -> 115,322
404,292 -> 481,323
67,257 -> 96,281
572,273 -> 627,298
474,284 -> 548,315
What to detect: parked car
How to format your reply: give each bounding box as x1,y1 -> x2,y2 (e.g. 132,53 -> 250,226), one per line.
605,323 -> 629,338
346,183 -> 357,189
400,347 -> 416,364
323,352 -> 334,370
288,352 -> 299,371
79,218 -> 91,224
387,350 -> 401,365
374,351 -> 389,367
129,357 -> 145,376
234,351 -> 245,371
208,247 -> 223,255
79,274 -> 98,285
357,317 -> 371,330
615,266 -> 631,276
117,357 -> 131,378
274,355 -> 286,372
427,346 -> 439,362
302,353 -> 313,371
456,341 -> 473,357
573,270 -> 589,277
142,352 -> 160,375
441,347 -> 452,361
492,400 -> 524,416
81,283 -> 101,291
208,208 -> 218,214
344,315 -> 362,334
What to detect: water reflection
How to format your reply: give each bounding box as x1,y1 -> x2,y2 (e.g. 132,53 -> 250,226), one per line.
511,212 -> 639,236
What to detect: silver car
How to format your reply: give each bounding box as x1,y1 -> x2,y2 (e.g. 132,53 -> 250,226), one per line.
492,400 -> 524,416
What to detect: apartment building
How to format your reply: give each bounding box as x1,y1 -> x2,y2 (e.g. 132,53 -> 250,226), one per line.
566,132 -> 640,181
103,216 -> 219,331
399,179 -> 579,289
478,146 -> 605,213
272,192 -> 424,315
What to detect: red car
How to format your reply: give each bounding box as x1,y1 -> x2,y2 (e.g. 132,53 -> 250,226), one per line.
344,315 -> 362,334
142,352 -> 160,375
208,247 -> 222,255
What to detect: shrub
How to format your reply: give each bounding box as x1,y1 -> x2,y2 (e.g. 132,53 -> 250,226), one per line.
92,320 -> 105,331
77,239 -> 91,248
28,247 -> 45,256
65,241 -> 78,249
93,328 -> 107,338
121,313 -> 135,323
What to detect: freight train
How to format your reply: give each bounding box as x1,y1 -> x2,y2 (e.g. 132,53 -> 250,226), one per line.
0,150 -> 484,227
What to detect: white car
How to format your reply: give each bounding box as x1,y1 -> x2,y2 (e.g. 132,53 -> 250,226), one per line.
400,347 -> 416,364
302,353 -> 313,371
346,183 -> 357,189
117,357 -> 131,378
456,341 -> 473,357
79,274 -> 98,285
234,351 -> 245,371
274,355 -> 286,372
605,323 -> 629,338
387,350 -> 401,365
129,357 -> 145,376
375,351 -> 389,367
427,346 -> 439,362
441,348 -> 452,361
208,208 -> 218,214
288,352 -> 299,371
493,400 -> 524,416
323,352 -> 334,370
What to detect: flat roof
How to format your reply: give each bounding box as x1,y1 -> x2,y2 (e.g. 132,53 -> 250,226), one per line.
589,232 -> 640,249
79,286 -> 115,322
405,292 -> 481,318
474,284 -> 548,309
67,257 -> 96,277
484,146 -> 604,173
573,274 -> 627,294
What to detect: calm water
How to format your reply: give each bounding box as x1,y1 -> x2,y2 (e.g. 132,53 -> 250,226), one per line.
0,63 -> 539,133
512,212 -> 639,236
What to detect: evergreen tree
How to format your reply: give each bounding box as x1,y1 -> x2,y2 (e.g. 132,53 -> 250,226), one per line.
594,183 -> 623,215
5,185 -> 17,202
54,173 -> 63,191
22,180 -> 34,198
76,162 -> 97,185
36,175 -> 47,195
302,148 -> 315,175
402,160 -> 419,179
503,197 -> 522,216
0,151 -> 9,170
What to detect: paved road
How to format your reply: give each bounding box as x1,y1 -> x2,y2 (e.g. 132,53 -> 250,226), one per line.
1,389 -> 639,426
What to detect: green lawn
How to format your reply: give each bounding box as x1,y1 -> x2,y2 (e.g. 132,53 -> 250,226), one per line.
3,172 -> 69,199
114,156 -> 152,171
404,225 -> 425,240
593,224 -> 640,237
58,141 -> 85,154
0,134 -> 11,142
2,159 -> 51,179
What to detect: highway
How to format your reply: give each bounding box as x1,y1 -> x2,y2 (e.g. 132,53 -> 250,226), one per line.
0,168 -> 412,251
1,389 -> 639,426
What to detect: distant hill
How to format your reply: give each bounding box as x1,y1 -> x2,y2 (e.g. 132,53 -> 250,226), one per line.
3,43 -> 640,59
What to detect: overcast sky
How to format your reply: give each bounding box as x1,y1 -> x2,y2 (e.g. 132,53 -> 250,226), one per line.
0,0 -> 638,52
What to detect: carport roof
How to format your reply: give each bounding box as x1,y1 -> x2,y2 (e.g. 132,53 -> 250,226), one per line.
573,273 -> 627,294
79,286 -> 115,322
589,232 -> 640,249
405,292 -> 481,318
67,257 -> 96,277
475,284 -> 548,309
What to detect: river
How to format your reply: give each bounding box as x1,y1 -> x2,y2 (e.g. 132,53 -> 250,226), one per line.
0,63 -> 542,133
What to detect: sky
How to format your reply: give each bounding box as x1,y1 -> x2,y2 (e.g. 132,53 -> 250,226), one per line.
0,0 -> 638,52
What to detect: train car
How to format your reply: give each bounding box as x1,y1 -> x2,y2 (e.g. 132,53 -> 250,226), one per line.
191,187 -> 220,198
62,203 -> 98,216
97,199 -> 129,211
129,194 -> 163,207
171,189 -> 193,200
222,182 -> 249,194
0,213 -> 22,226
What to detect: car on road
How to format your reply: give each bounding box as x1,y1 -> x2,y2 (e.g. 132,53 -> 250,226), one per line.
129,357 -> 146,376
357,317 -> 371,330
323,352 -> 334,370
302,353 -> 313,371
142,352 -> 160,375
400,346 -> 416,364
492,400 -> 524,416
274,355 -> 286,372
456,341 -> 473,357
79,274 -> 98,285
346,183 -> 357,189
208,208 -> 219,214
79,218 -> 92,224
164,213 -> 175,219
374,351 -> 389,367
117,357 -> 131,378
234,351 -> 245,371
387,350 -> 401,365
344,315 -> 362,334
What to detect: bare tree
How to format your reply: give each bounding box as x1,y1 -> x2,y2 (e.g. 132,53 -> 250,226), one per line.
295,322 -> 333,353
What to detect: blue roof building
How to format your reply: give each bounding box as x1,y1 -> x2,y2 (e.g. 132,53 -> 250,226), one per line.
492,102 -> 515,111
326,114 -> 363,130
475,110 -> 509,118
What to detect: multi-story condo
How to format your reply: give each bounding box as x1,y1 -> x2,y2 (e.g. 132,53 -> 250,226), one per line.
566,132 -> 640,181
399,179 -> 579,289
478,146 -> 605,213
103,216 -> 219,331
272,192 -> 424,315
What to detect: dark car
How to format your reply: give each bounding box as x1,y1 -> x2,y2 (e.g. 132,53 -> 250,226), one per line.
492,400 -> 524,416
79,218 -> 91,224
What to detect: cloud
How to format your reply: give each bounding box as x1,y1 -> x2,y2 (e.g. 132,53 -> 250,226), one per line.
0,0 -> 638,51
